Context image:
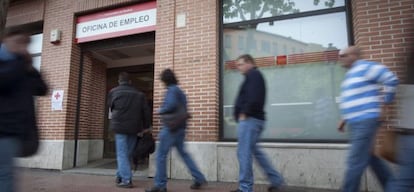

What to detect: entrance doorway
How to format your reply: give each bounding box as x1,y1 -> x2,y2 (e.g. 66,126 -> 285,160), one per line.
76,32 -> 155,171
104,64 -> 154,158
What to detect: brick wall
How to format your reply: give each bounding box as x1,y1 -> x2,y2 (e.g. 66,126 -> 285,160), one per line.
6,0 -> 45,27
13,0 -> 124,140
153,0 -> 219,141
351,0 -> 414,145
77,53 -> 107,140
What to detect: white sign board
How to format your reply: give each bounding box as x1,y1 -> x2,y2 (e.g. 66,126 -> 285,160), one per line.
75,1 -> 156,43
51,90 -> 64,111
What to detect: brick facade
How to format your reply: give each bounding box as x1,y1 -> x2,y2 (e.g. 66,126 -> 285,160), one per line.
152,0 -> 219,141
352,0 -> 414,131
5,0 -> 414,166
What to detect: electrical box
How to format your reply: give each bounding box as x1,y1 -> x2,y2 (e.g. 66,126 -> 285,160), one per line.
50,29 -> 62,43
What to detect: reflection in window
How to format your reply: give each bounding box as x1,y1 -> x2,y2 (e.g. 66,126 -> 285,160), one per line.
224,34 -> 232,48
261,40 -> 271,53
222,8 -> 349,141
223,0 -> 345,24
29,34 -> 43,71
238,36 -> 244,50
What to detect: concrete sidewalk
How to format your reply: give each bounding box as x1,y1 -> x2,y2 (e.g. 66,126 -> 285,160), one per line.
17,168 -> 338,192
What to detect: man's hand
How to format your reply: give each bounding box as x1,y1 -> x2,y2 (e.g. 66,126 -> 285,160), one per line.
239,113 -> 247,121
142,128 -> 152,134
338,120 -> 346,133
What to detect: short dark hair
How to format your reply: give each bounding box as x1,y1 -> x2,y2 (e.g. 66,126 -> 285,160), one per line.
160,69 -> 178,86
2,28 -> 31,43
237,54 -> 256,65
118,72 -> 130,82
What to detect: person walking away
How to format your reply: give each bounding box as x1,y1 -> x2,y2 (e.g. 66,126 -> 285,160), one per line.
337,46 -> 398,192
146,69 -> 207,192
107,72 -> 150,188
0,29 -> 48,192
231,54 -> 284,192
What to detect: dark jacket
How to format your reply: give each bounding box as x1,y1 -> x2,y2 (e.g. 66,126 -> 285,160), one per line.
234,68 -> 266,122
158,84 -> 188,129
0,54 -> 48,138
107,82 -> 150,135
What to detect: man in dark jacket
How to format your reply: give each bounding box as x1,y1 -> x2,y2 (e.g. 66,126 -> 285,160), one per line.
107,72 -> 150,188
0,29 -> 48,192
231,54 -> 284,192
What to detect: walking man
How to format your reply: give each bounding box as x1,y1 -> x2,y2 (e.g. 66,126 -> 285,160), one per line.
231,54 -> 284,192
338,46 -> 398,192
107,72 -> 150,188
0,29 -> 48,192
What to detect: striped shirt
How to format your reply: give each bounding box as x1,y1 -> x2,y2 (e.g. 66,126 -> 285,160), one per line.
340,60 -> 399,123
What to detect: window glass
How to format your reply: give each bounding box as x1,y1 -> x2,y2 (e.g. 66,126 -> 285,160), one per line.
32,56 -> 41,71
222,12 -> 349,140
223,0 -> 345,24
28,34 -> 43,54
29,34 -> 43,71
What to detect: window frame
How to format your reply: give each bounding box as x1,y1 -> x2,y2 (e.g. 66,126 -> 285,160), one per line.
218,0 -> 354,143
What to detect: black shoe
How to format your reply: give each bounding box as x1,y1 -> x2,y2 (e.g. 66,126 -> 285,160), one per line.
117,181 -> 133,188
230,189 -> 242,192
268,185 -> 284,192
115,177 -> 122,184
190,181 -> 207,189
145,186 -> 167,192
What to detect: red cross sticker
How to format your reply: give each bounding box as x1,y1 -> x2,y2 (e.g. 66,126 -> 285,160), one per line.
54,92 -> 61,100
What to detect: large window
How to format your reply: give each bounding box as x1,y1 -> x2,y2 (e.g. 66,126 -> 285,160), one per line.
28,33 -> 43,71
221,0 -> 352,141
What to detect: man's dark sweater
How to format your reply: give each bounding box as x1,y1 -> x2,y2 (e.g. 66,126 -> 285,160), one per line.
234,68 -> 266,122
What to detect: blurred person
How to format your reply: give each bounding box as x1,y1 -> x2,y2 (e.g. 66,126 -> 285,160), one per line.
0,29 -> 48,192
107,72 -> 150,188
386,49 -> 414,192
337,46 -> 398,192
231,54 -> 284,192
146,69 -> 206,192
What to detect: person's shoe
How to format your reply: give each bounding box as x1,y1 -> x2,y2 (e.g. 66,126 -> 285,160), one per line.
145,186 -> 167,192
116,181 -> 133,188
115,177 -> 122,184
268,185 -> 284,192
190,181 -> 207,189
230,189 -> 243,192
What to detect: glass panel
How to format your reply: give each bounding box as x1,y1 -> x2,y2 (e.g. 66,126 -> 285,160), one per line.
222,12 -> 349,140
28,34 -> 43,54
223,0 -> 345,24
32,56 -> 41,71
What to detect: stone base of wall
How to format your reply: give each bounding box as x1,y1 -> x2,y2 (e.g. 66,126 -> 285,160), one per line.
16,139 -> 104,170
149,142 -> 385,191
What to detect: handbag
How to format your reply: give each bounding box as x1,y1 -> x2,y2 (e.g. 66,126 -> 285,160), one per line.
161,104 -> 190,132
374,130 -> 397,163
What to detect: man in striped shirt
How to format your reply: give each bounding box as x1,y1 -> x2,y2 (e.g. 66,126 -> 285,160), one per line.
337,46 -> 398,192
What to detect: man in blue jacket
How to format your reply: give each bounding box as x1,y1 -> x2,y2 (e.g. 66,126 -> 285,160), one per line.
231,54 -> 284,192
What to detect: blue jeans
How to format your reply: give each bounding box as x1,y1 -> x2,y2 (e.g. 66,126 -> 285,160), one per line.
386,134 -> 414,192
154,128 -> 206,188
237,117 -> 284,192
115,134 -> 137,183
0,137 -> 20,192
343,118 -> 392,192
